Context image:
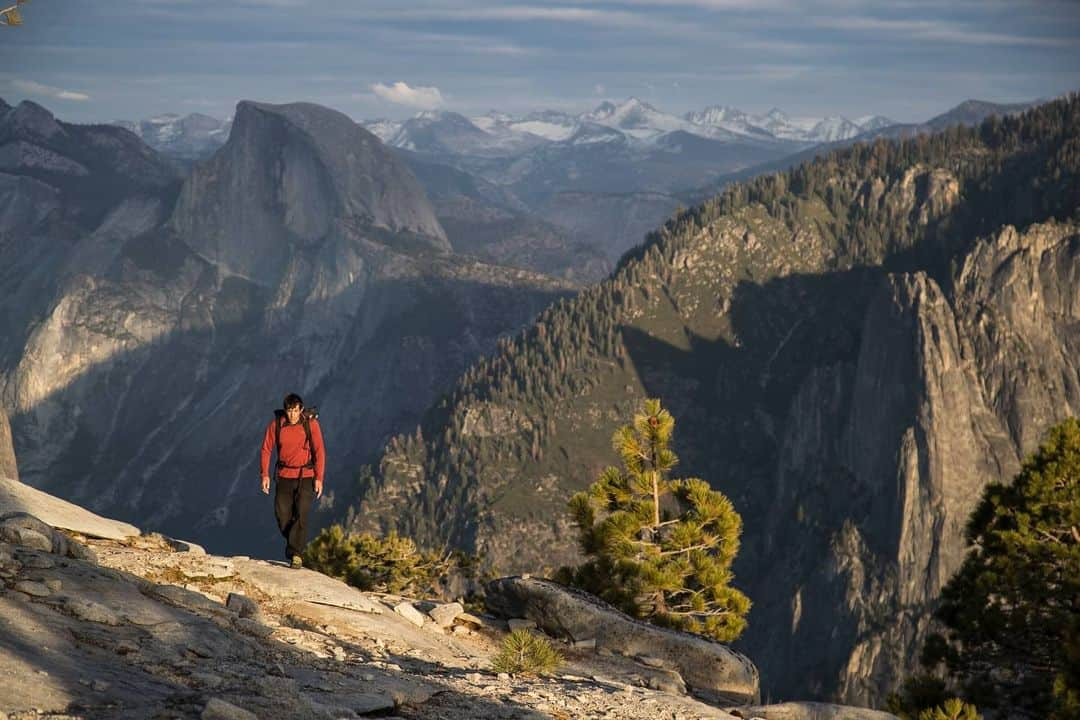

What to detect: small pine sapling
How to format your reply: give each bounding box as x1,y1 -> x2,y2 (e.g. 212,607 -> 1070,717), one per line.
491,629 -> 564,676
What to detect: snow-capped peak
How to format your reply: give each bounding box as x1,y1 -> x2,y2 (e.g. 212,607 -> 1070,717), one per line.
683,104 -> 889,143
684,105 -> 747,125
581,97 -> 688,140
854,115 -> 895,132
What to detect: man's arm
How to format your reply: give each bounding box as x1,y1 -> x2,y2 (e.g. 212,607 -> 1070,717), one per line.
260,420 -> 275,494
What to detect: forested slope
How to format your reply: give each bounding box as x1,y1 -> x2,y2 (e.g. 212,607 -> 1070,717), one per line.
350,96 -> 1080,705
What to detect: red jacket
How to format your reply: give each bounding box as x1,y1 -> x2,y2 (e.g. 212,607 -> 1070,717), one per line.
260,416 -> 325,481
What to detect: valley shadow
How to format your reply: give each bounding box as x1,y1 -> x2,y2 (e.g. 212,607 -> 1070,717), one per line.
620,264 -> 882,510
618,263 -> 924,703
4,234 -> 572,562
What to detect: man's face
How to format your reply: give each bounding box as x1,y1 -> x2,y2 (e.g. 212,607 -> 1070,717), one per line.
285,405 -> 302,424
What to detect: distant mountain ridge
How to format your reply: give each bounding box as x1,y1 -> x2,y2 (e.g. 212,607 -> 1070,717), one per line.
115,97 -> 1042,164
374,97 -> 892,156
112,97 -> 1035,279
114,112 -> 233,160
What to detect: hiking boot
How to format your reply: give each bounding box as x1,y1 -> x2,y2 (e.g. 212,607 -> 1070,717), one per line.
290,555 -> 303,569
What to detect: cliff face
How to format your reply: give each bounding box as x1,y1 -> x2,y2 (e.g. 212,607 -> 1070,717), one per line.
173,100 -> 447,286
0,411 -> 16,482
352,97 -> 1080,705
0,99 -> 573,557
0,100 -> 181,370
754,221 -> 1078,704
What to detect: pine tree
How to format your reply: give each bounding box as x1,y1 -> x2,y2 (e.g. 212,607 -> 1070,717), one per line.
924,418 -> 1080,719
491,629 -> 563,676
563,398 -> 750,642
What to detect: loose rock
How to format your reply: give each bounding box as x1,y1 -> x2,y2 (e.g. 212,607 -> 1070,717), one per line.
427,601 -> 464,628
394,601 -> 426,627
226,592 -> 263,621
201,698 -> 258,720
13,580 -> 51,597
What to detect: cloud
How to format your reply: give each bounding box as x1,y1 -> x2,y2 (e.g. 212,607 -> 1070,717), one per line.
370,81 -> 444,109
12,79 -> 90,101
822,16 -> 1071,46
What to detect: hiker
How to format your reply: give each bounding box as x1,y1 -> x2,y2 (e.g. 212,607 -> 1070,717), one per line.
260,393 -> 325,568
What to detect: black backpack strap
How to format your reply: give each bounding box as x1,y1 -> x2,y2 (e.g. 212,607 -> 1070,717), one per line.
302,416 -> 316,471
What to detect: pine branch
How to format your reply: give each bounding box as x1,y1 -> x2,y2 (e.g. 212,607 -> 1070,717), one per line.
659,542 -> 714,556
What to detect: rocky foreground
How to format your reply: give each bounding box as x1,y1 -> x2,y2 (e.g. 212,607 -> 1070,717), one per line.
0,477 -> 895,720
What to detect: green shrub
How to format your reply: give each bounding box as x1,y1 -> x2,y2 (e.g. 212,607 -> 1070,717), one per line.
491,629 -> 563,676
917,698 -> 981,720
303,525 -> 454,596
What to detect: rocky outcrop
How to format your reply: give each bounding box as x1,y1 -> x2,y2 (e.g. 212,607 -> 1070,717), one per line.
0,476 -> 138,540
0,483 -> 786,719
486,576 -> 760,705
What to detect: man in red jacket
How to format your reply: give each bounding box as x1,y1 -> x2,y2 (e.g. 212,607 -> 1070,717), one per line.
260,393 -> 326,568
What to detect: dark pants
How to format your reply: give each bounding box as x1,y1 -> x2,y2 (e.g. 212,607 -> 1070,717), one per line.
274,475 -> 315,560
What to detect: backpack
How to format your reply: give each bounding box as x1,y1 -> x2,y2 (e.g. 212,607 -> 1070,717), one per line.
273,406 -> 319,472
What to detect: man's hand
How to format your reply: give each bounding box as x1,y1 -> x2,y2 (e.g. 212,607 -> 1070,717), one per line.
315,479 -> 323,499
261,475 -> 270,494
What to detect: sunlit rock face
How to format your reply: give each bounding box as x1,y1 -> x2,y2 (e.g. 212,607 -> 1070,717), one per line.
0,411 -> 16,482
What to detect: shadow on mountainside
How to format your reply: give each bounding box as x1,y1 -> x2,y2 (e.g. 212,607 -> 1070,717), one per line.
616,216 -> 1079,703
617,265 -> 895,703
5,250 -> 570,562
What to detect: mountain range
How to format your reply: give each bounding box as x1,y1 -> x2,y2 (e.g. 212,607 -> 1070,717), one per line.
347,94 -> 1080,707
116,97 -> 1034,287
370,98 -> 892,152
2,89 -> 1070,716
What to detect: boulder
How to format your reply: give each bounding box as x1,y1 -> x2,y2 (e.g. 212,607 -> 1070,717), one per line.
0,511 -> 97,562
226,593 -> 263,622
485,576 -> 759,704
427,601 -> 464,628
394,601 -> 426,627
0,477 -> 140,541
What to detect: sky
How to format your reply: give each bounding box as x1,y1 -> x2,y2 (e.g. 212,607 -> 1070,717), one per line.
0,0 -> 1077,125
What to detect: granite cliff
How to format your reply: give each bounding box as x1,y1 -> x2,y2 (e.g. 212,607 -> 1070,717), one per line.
351,96 -> 1080,706
0,99 -> 574,558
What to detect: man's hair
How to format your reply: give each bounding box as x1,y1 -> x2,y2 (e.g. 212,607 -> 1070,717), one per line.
283,393 -> 304,410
